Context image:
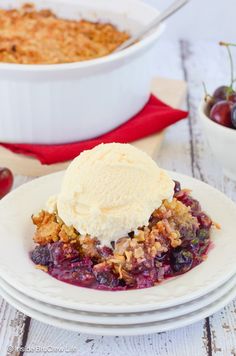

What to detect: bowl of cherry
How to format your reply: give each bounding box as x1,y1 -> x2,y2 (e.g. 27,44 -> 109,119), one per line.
199,42 -> 236,180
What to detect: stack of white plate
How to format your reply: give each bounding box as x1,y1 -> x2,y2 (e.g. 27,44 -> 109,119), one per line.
0,171 -> 236,336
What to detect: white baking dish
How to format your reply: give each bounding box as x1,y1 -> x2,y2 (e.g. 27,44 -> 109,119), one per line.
0,0 -> 164,144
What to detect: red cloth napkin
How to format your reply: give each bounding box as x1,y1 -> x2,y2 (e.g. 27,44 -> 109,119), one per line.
0,95 -> 188,165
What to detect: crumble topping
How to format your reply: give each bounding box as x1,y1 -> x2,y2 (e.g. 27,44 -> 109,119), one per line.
0,3 -> 129,64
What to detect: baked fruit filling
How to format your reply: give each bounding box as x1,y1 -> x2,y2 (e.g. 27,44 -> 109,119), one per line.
31,181 -> 214,290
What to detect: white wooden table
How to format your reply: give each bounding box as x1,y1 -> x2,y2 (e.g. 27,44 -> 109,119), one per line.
1,40 -> 236,355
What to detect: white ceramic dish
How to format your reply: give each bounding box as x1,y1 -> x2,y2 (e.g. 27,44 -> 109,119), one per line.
0,273 -> 235,325
199,101 -> 236,180
1,281 -> 236,336
0,0 -> 164,144
0,171 -> 236,313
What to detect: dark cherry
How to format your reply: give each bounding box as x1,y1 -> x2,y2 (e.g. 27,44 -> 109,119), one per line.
210,100 -> 233,128
231,103 -> 236,128
228,92 -> 236,103
213,86 -> 230,101
0,167 -> 13,199
213,86 -> 236,103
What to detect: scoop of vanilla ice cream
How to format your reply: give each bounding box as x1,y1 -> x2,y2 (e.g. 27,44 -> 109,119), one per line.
56,143 -> 174,246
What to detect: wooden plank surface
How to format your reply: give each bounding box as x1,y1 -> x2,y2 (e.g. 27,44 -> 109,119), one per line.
180,40 -> 236,356
0,39 -> 236,356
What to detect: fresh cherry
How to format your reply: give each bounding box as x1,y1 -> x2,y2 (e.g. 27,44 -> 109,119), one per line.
0,168 -> 13,198
213,86 -> 229,101
228,92 -> 236,103
231,104 -> 236,128
210,100 -> 233,128
213,86 -> 236,102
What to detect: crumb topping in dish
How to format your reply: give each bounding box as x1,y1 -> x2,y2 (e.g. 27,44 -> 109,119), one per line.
0,3 -> 129,64
31,181 -> 215,291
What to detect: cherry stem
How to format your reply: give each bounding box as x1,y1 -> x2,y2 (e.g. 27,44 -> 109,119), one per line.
202,81 -> 208,97
220,42 -> 236,47
226,46 -> 234,89
202,82 -> 213,102
219,41 -> 235,89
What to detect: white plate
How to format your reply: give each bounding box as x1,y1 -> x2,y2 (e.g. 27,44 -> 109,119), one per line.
0,171 -> 236,313
1,282 -> 236,336
0,274 -> 235,325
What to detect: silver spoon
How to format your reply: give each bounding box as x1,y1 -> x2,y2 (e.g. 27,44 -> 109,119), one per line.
114,0 -> 189,52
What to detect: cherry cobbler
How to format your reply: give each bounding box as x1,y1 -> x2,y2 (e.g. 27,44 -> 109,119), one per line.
31,181 -> 215,291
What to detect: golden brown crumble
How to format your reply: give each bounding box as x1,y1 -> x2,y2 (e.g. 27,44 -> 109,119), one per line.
32,210 -> 79,245
35,264 -> 48,272
0,3 -> 129,64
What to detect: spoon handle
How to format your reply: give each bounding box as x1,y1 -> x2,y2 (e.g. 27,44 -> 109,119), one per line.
115,0 -> 189,52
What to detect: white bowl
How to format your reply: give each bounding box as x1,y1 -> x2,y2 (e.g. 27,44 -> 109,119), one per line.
199,101 -> 236,180
0,0 -> 164,144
